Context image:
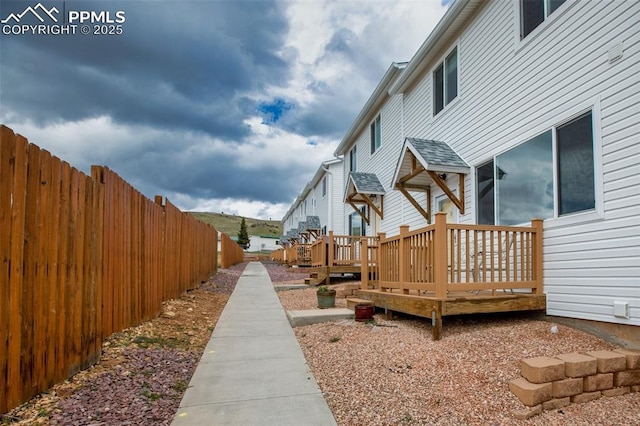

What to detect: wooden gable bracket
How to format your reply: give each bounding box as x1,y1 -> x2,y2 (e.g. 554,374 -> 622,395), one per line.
308,229 -> 321,239
360,193 -> 384,220
395,183 -> 432,223
347,199 -> 371,225
346,193 -> 383,225
427,171 -> 465,214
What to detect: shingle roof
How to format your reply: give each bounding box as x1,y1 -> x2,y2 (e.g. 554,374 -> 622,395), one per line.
297,221 -> 307,233
405,138 -> 469,169
349,172 -> 386,194
306,215 -> 321,230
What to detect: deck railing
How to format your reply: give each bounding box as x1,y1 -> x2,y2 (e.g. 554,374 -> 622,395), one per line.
310,232 -> 378,268
366,212 -> 543,298
297,243 -> 312,265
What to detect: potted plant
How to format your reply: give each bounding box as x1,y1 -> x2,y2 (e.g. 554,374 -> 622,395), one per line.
316,285 -> 336,309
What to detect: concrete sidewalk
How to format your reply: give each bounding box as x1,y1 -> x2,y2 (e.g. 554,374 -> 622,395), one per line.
172,262 -> 337,426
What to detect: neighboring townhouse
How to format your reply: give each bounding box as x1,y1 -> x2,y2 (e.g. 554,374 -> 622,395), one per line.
334,61 -> 408,236
328,0 -> 639,329
281,157 -> 345,240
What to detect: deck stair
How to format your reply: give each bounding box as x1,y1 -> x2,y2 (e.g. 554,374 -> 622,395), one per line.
304,267 -> 328,286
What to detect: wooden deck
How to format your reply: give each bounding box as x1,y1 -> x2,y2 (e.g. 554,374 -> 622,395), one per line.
354,289 -> 546,340
274,212 -> 546,340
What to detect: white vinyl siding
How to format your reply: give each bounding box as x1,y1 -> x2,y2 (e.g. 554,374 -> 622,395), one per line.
399,0 -> 639,325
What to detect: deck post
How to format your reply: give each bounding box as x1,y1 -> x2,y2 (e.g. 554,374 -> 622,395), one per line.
398,225 -> 409,294
432,302 -> 442,341
361,237 -> 368,290
434,212 -> 447,299
328,231 -> 334,267
531,218 -> 543,295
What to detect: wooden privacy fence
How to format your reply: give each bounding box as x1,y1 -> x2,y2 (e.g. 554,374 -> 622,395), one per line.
220,232 -> 244,268
367,212 -> 543,297
0,126 -> 218,414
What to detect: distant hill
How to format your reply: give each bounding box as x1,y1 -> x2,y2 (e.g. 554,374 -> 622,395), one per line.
189,212 -> 282,238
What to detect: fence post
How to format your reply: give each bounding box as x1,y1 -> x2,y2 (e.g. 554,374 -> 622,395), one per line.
531,218 -> 543,295
434,212 -> 447,299
398,225 -> 409,294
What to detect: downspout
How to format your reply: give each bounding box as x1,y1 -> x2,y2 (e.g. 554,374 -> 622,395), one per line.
321,163 -> 333,232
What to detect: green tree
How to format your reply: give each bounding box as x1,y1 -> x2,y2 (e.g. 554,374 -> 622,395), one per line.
237,217 -> 250,249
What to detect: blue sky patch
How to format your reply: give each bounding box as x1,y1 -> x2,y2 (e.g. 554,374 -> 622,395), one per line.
258,98 -> 293,123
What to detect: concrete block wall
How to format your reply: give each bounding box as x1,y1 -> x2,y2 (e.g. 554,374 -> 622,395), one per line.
509,349 -> 640,419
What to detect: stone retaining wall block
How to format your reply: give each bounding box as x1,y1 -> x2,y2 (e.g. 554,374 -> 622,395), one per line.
602,387 -> 630,397
571,391 -> 601,404
509,378 -> 552,407
583,373 -> 614,392
552,377 -> 583,398
521,357 -> 565,384
614,348 -> 640,369
542,397 -> 571,411
555,353 -> 597,377
585,350 -> 627,373
614,369 -> 640,387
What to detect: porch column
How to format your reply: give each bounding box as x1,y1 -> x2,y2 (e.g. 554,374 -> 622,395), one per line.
434,212 -> 448,299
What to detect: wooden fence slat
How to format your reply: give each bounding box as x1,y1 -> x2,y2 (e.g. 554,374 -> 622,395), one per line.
45,156 -> 61,388
6,133 -> 27,410
21,143 -> 41,402
35,149 -> 52,391
0,127 -> 15,413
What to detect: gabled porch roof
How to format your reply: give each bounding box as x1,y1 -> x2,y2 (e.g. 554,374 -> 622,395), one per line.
392,138 -> 470,222
344,172 -> 385,224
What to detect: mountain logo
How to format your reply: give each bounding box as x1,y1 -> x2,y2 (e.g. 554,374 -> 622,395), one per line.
1,3 -> 59,24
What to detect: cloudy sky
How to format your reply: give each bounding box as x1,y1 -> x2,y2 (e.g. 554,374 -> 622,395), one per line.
1,0 -> 450,220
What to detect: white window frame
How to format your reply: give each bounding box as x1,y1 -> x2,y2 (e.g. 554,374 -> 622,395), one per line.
349,146 -> 357,172
514,0 -> 576,50
476,97 -> 602,228
370,114 -> 381,154
322,175 -> 327,198
432,44 -> 459,117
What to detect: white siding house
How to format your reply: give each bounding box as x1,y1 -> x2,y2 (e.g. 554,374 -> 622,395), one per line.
281,158 -> 345,239
386,0 -> 639,328
334,62 -> 409,237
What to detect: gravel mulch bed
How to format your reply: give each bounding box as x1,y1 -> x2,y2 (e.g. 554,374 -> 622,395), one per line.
277,282 -> 640,425
263,262 -> 312,283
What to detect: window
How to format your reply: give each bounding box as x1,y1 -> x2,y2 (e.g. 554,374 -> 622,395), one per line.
476,162 -> 495,225
476,111 -> 594,225
557,112 -> 594,215
348,207 -> 366,236
521,0 -> 566,39
322,175 -> 327,197
370,114 -> 381,154
350,146 -> 357,172
433,47 -> 457,115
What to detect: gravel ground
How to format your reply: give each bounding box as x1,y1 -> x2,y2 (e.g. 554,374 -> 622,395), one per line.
6,262 -> 638,425
263,261 -> 312,283
277,282 -> 640,426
